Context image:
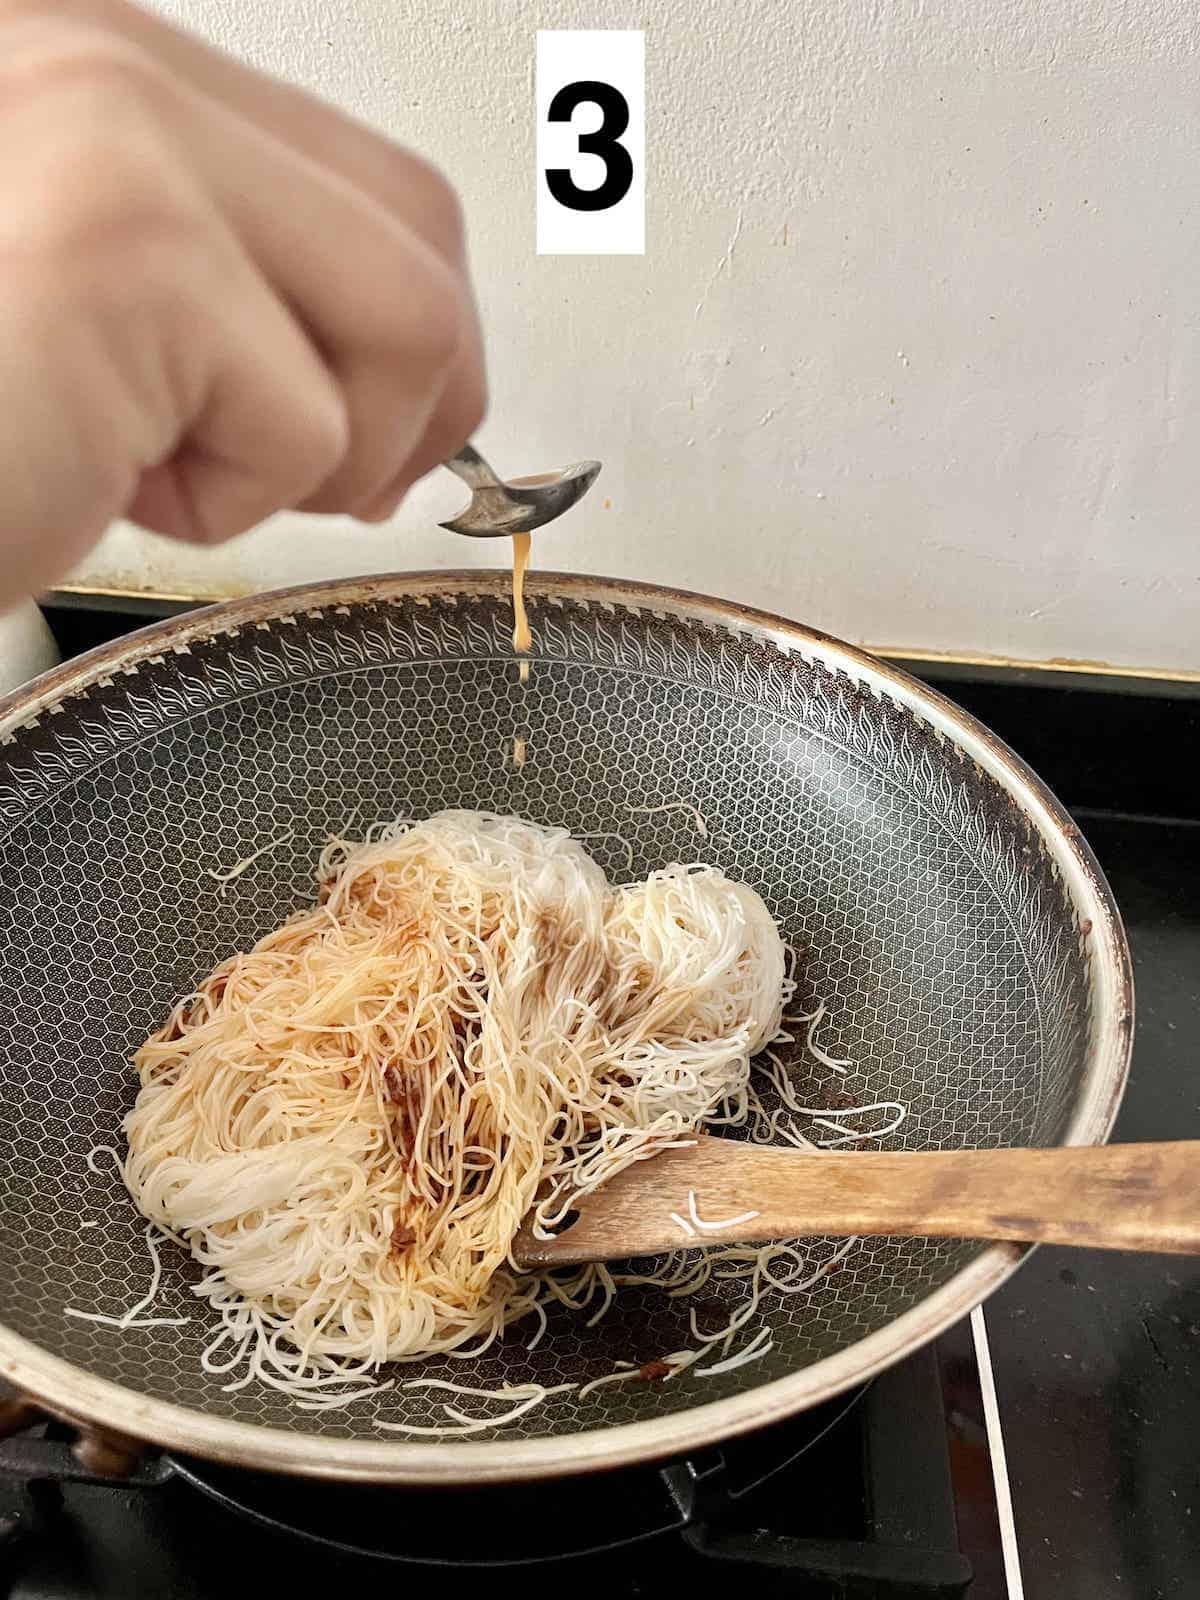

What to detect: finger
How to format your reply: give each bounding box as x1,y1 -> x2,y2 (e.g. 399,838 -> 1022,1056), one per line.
0,41 -> 349,556
0,290 -> 131,601
171,80 -> 481,513
0,5 -> 483,536
355,342 -> 488,522
37,0 -> 487,508
5,15 -> 479,516
123,259 -> 351,542
51,0 -> 470,266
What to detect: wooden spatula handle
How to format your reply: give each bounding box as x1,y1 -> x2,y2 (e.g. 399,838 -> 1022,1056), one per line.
514,1139 -> 1200,1268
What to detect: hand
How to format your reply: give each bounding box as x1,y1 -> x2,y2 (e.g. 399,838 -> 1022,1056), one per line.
0,0 -> 486,604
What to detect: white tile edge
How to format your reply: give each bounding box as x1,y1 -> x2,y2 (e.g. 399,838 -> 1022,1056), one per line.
972,1304 -> 1026,1600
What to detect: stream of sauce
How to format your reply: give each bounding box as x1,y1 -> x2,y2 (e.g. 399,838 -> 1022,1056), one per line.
511,532 -> 532,764
512,531 -> 532,683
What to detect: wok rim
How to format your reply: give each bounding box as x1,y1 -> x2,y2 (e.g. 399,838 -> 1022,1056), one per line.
0,570 -> 1134,1483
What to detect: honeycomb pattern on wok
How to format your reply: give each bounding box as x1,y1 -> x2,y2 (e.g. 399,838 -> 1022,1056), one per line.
0,586 -> 1091,1442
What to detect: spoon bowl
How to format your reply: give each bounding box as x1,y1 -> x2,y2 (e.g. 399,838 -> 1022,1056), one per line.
440,443 -> 601,537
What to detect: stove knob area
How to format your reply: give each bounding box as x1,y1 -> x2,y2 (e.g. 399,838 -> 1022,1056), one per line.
0,1384 -> 148,1481
71,1423 -> 146,1479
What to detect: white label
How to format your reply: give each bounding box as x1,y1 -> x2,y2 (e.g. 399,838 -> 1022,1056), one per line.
536,30 -> 645,256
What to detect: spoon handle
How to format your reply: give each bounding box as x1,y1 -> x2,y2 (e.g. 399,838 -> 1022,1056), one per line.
513,1137 -> 1200,1268
444,442 -> 503,492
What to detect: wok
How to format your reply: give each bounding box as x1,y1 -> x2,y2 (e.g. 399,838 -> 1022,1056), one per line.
0,573 -> 1132,1482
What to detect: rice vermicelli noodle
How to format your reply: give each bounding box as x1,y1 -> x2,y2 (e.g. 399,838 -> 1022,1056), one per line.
121,811 -> 797,1400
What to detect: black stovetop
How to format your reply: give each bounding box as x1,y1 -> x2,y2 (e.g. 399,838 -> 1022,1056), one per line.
1,602 -> 1196,1598
0,1340 -> 989,1598
984,814 -> 1200,1600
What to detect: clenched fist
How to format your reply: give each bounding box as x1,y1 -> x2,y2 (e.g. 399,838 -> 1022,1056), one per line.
0,0 -> 486,603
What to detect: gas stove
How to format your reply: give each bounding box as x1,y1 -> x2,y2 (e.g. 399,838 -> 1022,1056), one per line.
0,1335 -> 997,1596
1,597 -> 1196,1598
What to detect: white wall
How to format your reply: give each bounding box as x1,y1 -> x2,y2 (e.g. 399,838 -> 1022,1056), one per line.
72,0 -> 1200,672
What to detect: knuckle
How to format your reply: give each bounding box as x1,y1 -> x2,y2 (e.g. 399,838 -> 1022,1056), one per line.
299,388 -> 352,480
27,197 -> 213,340
279,382 -> 352,509
386,149 -> 466,260
55,195 -> 201,285
397,253 -> 468,375
0,28 -> 195,278
424,173 -> 467,258
0,18 -> 158,110
435,361 -> 486,455
458,362 -> 488,438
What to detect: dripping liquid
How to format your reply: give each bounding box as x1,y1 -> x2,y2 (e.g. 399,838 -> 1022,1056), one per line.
512,531 -> 532,764
512,531 -> 532,670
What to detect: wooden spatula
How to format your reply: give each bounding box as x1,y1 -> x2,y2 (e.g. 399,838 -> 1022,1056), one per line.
512,1135 -> 1200,1269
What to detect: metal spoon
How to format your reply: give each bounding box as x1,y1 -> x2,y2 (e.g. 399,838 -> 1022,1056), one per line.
512,1133 -> 1200,1268
440,443 -> 601,537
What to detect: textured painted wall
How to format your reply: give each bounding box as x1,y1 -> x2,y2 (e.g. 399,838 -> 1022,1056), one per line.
72,0 -> 1200,670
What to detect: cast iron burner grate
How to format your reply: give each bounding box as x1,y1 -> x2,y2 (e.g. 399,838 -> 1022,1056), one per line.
1,1347 -> 977,1596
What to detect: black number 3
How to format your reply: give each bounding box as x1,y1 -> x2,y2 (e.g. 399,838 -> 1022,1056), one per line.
545,80 -> 634,212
